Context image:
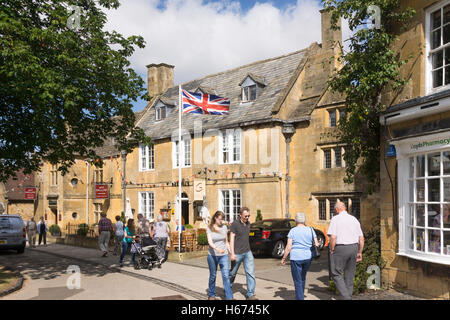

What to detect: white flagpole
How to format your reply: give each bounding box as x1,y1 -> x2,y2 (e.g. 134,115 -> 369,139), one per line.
178,85 -> 182,253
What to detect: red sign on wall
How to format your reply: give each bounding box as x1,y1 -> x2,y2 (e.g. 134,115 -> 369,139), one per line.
25,188 -> 37,200
95,185 -> 109,199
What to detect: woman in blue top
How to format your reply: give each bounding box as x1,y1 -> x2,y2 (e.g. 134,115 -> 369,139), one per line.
281,212 -> 319,300
119,219 -> 135,267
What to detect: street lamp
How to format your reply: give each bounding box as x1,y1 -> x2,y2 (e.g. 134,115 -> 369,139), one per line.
282,123 -> 296,218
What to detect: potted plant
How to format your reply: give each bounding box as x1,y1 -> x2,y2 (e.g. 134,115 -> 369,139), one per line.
49,224 -> 61,237
77,223 -> 89,236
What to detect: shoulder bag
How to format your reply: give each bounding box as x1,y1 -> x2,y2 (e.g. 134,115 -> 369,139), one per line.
310,227 -> 321,259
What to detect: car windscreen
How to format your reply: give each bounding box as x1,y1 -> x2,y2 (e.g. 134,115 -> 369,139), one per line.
251,221 -> 273,228
0,217 -> 23,231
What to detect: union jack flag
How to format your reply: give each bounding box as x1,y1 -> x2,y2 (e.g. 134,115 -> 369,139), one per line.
182,90 -> 230,115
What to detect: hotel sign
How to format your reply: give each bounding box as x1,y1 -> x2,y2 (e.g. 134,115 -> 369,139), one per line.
95,184 -> 109,199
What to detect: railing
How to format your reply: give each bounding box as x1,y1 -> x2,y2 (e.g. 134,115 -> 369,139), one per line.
65,222 -> 96,238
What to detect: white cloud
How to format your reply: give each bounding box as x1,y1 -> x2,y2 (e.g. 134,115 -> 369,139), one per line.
104,0 -> 328,86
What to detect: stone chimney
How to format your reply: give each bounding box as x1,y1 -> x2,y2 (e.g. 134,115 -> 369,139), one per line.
320,8 -> 342,50
146,63 -> 174,99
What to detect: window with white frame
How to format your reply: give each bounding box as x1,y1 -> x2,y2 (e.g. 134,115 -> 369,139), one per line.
139,144 -> 154,171
173,135 -> 191,168
220,129 -> 241,164
407,151 -> 450,257
427,1 -> 450,91
156,105 -> 167,121
219,189 -> 241,223
94,204 -> 102,223
139,192 -> 154,220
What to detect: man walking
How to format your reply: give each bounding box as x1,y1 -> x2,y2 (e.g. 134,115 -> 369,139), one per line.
98,213 -> 113,257
327,201 -> 364,300
26,217 -> 37,248
113,215 -> 124,256
137,213 -> 150,238
229,207 -> 257,300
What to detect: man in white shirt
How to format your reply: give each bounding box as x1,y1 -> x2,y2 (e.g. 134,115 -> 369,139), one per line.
327,201 -> 364,300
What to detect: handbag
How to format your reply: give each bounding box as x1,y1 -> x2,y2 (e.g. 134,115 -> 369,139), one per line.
310,227 -> 321,259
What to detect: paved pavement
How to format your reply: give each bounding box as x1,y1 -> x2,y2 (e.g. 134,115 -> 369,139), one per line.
0,243 -> 423,300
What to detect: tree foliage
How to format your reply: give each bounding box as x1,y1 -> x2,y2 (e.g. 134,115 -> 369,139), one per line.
321,0 -> 415,190
0,0 -> 150,182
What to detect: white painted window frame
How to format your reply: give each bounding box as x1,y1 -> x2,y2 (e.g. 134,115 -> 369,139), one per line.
219,129 -> 242,165
392,131 -> 450,265
139,144 -> 154,172
139,191 -> 154,220
218,188 -> 242,223
172,135 -> 191,168
425,0 -> 450,94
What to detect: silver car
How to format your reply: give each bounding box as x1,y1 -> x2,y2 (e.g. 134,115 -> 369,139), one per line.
0,214 -> 26,254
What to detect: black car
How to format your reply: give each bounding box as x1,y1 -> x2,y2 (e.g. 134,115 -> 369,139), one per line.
249,219 -> 326,259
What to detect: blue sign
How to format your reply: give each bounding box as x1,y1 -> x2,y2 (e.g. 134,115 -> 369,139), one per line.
386,144 -> 396,157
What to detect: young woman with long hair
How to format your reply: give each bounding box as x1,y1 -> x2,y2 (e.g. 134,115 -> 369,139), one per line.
119,218 -> 136,267
206,211 -> 233,300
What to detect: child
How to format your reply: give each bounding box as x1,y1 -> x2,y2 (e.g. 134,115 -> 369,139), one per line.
131,236 -> 141,268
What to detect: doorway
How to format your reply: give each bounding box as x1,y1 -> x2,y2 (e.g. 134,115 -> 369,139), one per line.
181,192 -> 189,225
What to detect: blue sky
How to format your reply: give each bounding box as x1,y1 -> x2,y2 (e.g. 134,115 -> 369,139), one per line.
103,0 -> 337,112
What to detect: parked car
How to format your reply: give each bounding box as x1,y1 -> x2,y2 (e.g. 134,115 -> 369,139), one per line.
249,219 -> 326,259
0,214 -> 26,254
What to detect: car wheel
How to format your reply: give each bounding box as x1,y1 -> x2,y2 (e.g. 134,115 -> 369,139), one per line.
272,240 -> 285,259
317,234 -> 325,250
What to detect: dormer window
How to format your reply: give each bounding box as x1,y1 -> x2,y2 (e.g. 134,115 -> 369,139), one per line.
154,98 -> 174,121
156,105 -> 166,120
239,74 -> 266,103
242,85 -> 257,102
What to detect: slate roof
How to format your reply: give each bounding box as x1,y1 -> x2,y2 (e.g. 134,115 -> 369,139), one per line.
137,47 -> 312,141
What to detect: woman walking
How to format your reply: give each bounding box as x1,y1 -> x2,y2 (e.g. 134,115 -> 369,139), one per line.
281,212 -> 319,300
119,219 -> 136,267
206,211 -> 233,300
153,214 -> 170,263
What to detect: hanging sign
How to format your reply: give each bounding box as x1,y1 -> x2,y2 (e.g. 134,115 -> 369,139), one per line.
194,179 -> 206,201
25,188 -> 37,200
95,184 -> 109,199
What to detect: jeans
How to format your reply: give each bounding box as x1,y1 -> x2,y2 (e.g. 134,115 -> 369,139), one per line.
229,251 -> 256,299
207,254 -> 233,300
290,259 -> 311,300
114,235 -> 124,254
119,241 -> 135,265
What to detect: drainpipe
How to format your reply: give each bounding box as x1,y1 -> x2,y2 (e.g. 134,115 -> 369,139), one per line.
282,124 -> 296,218
121,150 -> 128,219
85,160 -> 90,225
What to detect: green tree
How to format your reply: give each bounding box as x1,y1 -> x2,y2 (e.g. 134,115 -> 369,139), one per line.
321,1 -> 415,191
0,0 -> 150,182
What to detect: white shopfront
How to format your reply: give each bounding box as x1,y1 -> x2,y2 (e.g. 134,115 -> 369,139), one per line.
393,130 -> 450,265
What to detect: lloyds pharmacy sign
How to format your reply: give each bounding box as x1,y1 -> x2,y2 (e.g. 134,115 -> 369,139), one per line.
410,138 -> 450,150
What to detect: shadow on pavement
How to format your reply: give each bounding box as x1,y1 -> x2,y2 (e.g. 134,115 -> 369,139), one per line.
0,249 -> 115,281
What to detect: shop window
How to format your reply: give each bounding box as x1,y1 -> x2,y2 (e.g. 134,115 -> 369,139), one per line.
407,151 -> 450,257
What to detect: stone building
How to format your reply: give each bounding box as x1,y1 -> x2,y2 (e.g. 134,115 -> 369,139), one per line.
124,9 -> 379,234
380,0 -> 450,299
4,9 -> 379,240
